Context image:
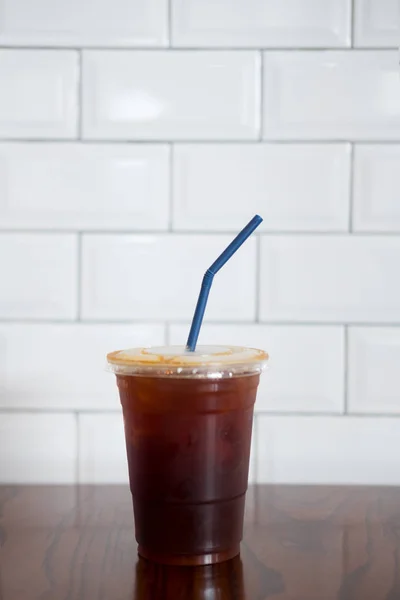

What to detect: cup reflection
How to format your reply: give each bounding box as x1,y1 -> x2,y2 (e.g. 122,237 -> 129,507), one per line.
134,554 -> 245,600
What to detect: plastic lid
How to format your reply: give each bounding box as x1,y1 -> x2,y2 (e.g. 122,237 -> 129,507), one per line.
107,345 -> 268,379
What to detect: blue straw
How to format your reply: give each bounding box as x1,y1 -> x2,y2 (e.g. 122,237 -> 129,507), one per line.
186,215 -> 263,352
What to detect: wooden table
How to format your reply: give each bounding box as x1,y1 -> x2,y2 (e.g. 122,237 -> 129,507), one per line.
1,485 -> 400,599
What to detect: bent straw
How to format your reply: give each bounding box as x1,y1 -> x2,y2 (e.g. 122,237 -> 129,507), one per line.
186,215 -> 263,351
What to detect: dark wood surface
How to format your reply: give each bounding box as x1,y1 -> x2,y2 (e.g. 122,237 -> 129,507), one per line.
1,485 -> 400,599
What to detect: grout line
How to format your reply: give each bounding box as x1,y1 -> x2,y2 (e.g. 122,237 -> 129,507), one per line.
350,0 -> 355,48
77,50 -> 83,139
0,319 -> 399,327
258,51 -> 264,141
343,326 -> 349,414
348,143 -> 355,232
0,318 -> 166,325
255,235 -> 261,322
0,138 -> 399,145
168,144 -> 174,231
76,233 -> 82,320
0,45 -> 396,51
2,229 -> 400,236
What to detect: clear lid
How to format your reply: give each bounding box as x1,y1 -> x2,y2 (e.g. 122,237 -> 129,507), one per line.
107,345 -> 268,379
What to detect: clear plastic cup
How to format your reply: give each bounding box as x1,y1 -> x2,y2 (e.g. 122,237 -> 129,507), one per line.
107,345 -> 268,566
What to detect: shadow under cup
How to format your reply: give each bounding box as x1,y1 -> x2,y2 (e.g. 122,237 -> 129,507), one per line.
108,346 -> 267,566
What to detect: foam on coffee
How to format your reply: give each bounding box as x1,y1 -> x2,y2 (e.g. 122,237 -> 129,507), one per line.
107,345 -> 268,378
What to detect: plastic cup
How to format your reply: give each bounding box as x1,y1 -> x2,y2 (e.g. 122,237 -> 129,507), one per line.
107,345 -> 268,566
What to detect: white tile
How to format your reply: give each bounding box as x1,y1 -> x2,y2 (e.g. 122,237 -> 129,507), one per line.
0,323 -> 165,410
170,324 -> 344,413
78,413 -> 128,484
0,234 -> 77,319
257,415 -> 400,484
348,327 -> 400,414
0,0 -> 168,47
0,413 -> 76,484
263,51 -> 400,141
81,234 -> 256,321
0,143 -> 169,231
0,50 -> 78,139
173,144 -> 350,232
354,0 -> 400,47
353,145 -> 400,232
172,0 -> 351,47
260,235 -> 400,323
82,51 -> 260,140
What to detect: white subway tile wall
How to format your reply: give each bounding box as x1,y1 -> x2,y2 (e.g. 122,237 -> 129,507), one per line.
0,50 -> 78,139
0,234 -> 77,319
172,0 -> 352,48
354,0 -> 400,47
260,235 -> 400,323
0,1 -> 399,484
353,144 -> 400,231
0,0 -> 169,47
78,413 -> 128,484
173,144 -> 351,231
348,327 -> 400,414
0,413 -> 77,484
0,143 -> 170,230
257,416 -> 400,484
263,50 -> 400,141
0,323 -> 165,410
81,234 -> 256,321
82,51 -> 261,140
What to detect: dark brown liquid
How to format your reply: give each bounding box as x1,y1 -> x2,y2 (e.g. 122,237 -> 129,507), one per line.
116,374 -> 259,565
